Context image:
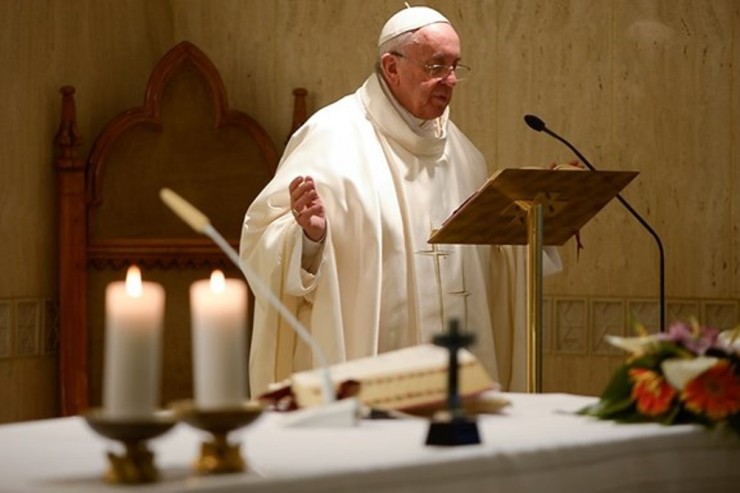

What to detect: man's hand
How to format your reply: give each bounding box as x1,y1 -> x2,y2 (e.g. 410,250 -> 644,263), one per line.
289,175 -> 326,242
549,160 -> 587,170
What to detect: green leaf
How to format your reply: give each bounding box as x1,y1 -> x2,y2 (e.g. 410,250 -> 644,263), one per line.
597,397 -> 635,417
660,404 -> 681,425
598,365 -> 633,401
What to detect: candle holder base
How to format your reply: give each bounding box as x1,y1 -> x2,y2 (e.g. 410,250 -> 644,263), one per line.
195,434 -> 245,474
84,409 -> 178,484
171,400 -> 263,475
425,410 -> 481,447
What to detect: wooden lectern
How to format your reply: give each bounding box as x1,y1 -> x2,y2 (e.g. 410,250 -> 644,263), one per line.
429,168 -> 638,392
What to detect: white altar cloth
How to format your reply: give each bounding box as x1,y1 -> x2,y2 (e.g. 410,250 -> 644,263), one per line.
0,393 -> 737,492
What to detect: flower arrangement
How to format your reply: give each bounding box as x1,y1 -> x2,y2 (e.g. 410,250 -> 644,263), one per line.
579,319 -> 740,437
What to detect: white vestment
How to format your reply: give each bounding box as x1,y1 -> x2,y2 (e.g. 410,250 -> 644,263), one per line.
240,73 -> 559,396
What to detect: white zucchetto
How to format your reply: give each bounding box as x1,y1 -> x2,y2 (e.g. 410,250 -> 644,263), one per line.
378,6 -> 450,46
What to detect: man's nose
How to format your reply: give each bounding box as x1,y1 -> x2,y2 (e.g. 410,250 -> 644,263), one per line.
441,71 -> 458,86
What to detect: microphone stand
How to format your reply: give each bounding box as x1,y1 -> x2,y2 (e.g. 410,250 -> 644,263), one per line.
525,116 -> 666,333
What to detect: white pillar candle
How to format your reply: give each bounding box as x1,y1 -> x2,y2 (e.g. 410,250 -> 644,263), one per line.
103,265 -> 165,419
190,270 -> 247,409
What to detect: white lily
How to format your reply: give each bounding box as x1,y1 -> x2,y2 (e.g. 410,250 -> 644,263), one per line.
718,327 -> 740,353
605,334 -> 659,355
661,357 -> 719,390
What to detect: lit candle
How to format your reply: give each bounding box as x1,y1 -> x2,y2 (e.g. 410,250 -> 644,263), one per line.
190,270 -> 247,409
103,265 -> 165,419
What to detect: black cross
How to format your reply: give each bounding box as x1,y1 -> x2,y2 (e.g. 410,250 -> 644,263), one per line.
426,318 -> 481,446
432,318 -> 475,416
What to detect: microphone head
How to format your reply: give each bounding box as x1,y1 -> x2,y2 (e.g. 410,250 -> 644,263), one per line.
160,188 -> 210,234
524,114 -> 546,132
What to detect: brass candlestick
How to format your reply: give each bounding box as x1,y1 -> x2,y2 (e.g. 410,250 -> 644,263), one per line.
170,400 -> 263,475
84,409 -> 178,484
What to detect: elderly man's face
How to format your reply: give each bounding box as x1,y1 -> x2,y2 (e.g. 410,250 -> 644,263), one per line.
383,23 -> 462,120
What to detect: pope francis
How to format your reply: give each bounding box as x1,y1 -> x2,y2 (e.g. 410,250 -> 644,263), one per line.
240,5 -> 560,397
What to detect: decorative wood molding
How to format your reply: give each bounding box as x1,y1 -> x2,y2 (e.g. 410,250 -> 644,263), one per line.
53,85 -> 89,416
87,238 -> 238,270
287,87 -> 308,143
87,40 -> 278,210
54,86 -> 84,171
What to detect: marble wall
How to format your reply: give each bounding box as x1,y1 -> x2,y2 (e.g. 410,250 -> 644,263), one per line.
0,0 -> 737,421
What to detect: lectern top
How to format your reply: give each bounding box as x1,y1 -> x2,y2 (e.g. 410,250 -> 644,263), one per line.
429,168 -> 638,246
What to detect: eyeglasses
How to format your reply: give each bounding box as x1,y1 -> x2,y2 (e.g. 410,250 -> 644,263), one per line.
390,52 -> 471,81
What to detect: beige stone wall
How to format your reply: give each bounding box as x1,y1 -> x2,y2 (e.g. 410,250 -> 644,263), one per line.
0,0 -> 737,421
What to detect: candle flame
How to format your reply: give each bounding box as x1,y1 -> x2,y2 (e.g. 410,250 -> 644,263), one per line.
125,265 -> 143,298
210,269 -> 226,293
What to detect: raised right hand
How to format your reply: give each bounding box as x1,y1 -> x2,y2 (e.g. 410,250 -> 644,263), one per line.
288,175 -> 326,242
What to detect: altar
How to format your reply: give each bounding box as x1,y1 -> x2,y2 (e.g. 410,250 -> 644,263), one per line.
0,392 -> 737,493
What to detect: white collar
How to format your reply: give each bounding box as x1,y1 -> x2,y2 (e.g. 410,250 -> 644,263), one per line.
358,71 -> 448,157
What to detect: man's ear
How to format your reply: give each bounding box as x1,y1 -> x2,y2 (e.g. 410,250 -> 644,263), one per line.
380,53 -> 400,85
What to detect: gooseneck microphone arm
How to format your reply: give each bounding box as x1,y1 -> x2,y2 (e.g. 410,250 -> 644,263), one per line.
524,114 -> 666,333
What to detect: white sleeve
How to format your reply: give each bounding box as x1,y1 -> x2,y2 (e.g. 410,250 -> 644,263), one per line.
301,233 -> 325,274
543,246 -> 562,276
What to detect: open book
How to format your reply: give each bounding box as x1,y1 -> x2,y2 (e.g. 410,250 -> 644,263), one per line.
261,344 -> 498,411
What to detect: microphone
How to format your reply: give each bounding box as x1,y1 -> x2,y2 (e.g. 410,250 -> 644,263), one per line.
524,114 -> 546,132
160,188 -> 360,426
524,114 -> 666,333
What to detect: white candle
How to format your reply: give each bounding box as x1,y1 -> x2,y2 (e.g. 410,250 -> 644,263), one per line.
190,270 -> 247,409
103,265 -> 165,419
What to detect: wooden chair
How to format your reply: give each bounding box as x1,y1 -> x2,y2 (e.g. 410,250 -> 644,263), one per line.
53,41 -> 306,416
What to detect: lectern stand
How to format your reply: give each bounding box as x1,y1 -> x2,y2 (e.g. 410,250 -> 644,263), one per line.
429,168 -> 638,392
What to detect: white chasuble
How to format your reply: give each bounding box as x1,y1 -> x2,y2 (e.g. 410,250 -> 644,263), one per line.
240,73 -> 559,396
